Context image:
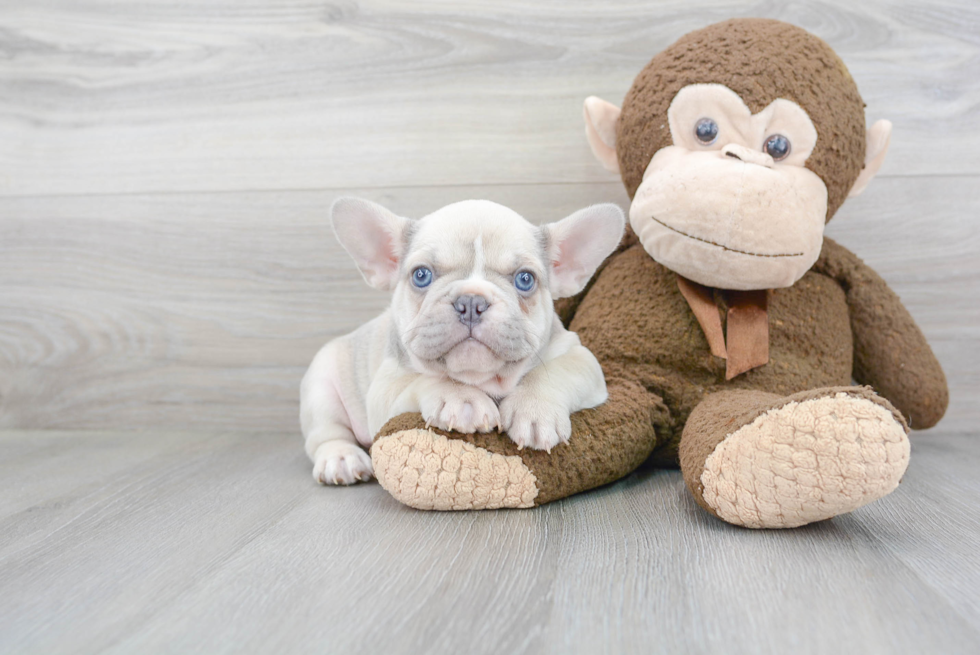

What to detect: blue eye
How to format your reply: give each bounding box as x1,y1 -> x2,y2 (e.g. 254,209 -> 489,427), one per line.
764,134 -> 791,161
695,117 -> 719,145
514,271 -> 535,292
412,266 -> 433,288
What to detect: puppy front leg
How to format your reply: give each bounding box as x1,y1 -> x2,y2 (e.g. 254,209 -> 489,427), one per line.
500,340 -> 607,452
301,345 -> 373,486
369,361 -> 500,436
416,379 -> 501,434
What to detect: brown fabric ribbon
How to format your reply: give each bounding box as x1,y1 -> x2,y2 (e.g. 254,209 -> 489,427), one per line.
677,276 -> 769,380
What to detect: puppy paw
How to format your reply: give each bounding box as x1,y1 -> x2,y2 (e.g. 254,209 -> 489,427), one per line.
313,441 -> 374,485
419,385 -> 500,434
499,391 -> 572,452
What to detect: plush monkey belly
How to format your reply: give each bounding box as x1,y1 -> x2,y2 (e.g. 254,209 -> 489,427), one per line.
371,238 -> 913,527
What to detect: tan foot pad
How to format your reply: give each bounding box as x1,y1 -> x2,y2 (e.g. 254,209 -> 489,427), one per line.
371,429 -> 539,510
701,392 -> 910,529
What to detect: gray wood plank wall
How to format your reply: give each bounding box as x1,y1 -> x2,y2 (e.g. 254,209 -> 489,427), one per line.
1,0 -> 977,437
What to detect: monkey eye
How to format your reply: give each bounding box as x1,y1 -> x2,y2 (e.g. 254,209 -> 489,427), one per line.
764,134 -> 791,161
695,118 -> 719,145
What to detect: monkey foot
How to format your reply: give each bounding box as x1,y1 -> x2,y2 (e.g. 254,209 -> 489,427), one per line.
371,429 -> 539,510
689,387 -> 910,529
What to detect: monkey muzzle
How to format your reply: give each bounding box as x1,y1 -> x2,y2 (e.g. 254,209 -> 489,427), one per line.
630,146 -> 828,290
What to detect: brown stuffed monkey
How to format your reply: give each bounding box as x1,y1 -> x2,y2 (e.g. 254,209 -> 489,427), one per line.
370,18 -> 948,528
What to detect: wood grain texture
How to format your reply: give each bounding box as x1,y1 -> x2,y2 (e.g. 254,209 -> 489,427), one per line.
0,0 -> 978,196
0,429 -> 978,654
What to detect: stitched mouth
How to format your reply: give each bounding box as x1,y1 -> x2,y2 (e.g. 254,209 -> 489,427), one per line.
650,216 -> 803,258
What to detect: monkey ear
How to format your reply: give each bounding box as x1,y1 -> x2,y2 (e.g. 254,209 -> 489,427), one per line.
331,197 -> 410,291
848,119 -> 892,198
583,96 -> 621,173
544,203 -> 626,298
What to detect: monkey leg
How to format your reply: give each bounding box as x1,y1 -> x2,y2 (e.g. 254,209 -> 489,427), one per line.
370,378 -> 666,510
680,386 -> 910,529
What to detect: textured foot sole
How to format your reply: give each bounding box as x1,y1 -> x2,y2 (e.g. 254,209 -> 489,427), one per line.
701,392 -> 910,528
371,429 -> 539,510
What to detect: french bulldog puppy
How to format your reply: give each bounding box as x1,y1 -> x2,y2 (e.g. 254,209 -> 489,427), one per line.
302,198 -> 625,485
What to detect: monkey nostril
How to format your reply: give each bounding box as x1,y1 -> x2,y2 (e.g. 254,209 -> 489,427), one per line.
723,144 -> 772,167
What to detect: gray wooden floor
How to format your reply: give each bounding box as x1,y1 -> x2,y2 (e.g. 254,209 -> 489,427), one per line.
2,431 -> 979,654
2,1 -> 979,653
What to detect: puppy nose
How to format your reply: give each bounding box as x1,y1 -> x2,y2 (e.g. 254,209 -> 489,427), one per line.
453,294 -> 489,326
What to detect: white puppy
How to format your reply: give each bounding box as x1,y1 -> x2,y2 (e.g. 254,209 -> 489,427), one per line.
301,198 -> 625,485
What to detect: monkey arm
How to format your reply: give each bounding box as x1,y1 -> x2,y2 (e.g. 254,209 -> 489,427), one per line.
813,237 -> 948,429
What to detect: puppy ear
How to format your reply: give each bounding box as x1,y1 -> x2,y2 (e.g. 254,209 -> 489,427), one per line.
544,204 -> 625,298
848,119 -> 892,198
584,96 -> 621,173
331,197 -> 410,291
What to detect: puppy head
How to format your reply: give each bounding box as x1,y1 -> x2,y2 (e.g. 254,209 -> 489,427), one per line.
331,198 -> 624,386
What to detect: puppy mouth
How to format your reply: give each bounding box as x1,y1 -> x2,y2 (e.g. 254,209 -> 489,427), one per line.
450,335 -> 494,354
440,335 -> 525,365
649,216 -> 804,258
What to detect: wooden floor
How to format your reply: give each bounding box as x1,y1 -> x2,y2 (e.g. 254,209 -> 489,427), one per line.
1,430 -> 979,653
2,1 -> 979,653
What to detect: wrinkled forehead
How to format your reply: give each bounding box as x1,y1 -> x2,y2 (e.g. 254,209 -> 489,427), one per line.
407,202 -> 545,273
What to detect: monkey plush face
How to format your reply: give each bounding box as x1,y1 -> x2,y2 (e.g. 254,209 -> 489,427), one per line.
584,19 -> 892,290
630,84 -> 827,289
